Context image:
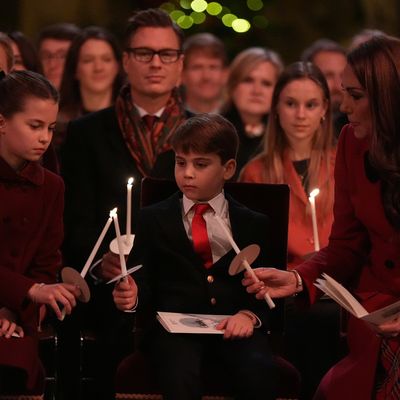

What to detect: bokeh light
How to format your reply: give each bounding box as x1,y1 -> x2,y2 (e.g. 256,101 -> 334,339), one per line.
232,18 -> 251,33
170,10 -> 185,21
177,15 -> 194,28
247,0 -> 264,11
191,0 -> 208,13
221,13 -> 237,27
206,2 -> 223,16
253,15 -> 269,29
191,11 -> 207,24
160,2 -> 176,13
180,0 -> 192,9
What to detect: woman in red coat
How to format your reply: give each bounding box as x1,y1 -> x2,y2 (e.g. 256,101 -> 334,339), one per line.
243,35 -> 400,399
0,70 -> 80,395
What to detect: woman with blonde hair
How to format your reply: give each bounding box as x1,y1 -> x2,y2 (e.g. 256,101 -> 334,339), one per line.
223,47 -> 283,178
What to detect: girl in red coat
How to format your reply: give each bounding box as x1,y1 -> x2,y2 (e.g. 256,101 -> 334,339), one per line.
243,35 -> 400,399
0,70 -> 80,396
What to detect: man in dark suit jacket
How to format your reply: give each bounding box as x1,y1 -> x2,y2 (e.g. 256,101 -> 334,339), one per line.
59,9 -> 189,400
114,114 -> 281,400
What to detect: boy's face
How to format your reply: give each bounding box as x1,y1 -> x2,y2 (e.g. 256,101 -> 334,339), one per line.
174,150 -> 236,202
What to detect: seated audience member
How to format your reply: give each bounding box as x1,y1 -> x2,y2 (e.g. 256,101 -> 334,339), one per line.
181,32 -> 228,114
0,70 -> 80,395
348,28 -> 386,50
301,38 -> 348,138
60,9 -> 189,399
240,61 -> 338,399
222,47 -> 283,179
8,31 -> 42,72
113,114 -> 283,400
242,35 -> 400,400
0,32 -> 13,73
55,26 -> 124,154
37,22 -> 81,90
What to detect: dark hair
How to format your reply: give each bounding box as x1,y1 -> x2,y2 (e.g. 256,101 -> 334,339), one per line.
183,33 -> 227,67
0,70 -> 59,117
0,32 -> 14,72
59,26 -> 124,116
171,114 -> 238,164
123,8 -> 184,50
348,35 -> 400,229
301,38 -> 347,63
37,23 -> 81,45
8,31 -> 42,73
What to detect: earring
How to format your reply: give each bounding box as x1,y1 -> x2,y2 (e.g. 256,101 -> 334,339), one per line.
321,115 -> 326,123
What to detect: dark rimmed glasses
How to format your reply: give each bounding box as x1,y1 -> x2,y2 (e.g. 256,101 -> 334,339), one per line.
126,47 -> 182,64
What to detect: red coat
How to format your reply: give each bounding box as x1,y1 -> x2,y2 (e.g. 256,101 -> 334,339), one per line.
0,157 -> 64,390
239,149 -> 335,268
297,125 -> 400,399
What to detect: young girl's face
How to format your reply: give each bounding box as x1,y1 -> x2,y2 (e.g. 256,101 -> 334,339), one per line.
0,97 -> 58,170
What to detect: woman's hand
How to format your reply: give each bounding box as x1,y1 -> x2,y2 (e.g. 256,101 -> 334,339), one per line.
27,282 -> 81,320
242,267 -> 299,299
113,275 -> 138,311
370,315 -> 400,338
0,307 -> 24,339
216,313 -> 254,339
97,251 -> 123,281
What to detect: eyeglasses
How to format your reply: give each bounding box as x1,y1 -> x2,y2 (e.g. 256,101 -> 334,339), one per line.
125,47 -> 182,64
39,51 -> 67,62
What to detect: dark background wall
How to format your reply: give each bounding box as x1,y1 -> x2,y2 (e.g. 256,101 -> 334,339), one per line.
1,0 -> 400,63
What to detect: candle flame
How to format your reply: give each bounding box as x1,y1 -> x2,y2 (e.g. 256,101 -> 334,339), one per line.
109,207 -> 118,218
127,177 -> 134,186
309,188 -> 320,199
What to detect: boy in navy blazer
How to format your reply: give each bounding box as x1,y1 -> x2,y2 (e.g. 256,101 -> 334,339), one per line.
114,114 -> 280,399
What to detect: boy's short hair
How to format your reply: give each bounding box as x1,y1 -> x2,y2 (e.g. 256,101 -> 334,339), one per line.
171,114 -> 238,164
37,23 -> 81,45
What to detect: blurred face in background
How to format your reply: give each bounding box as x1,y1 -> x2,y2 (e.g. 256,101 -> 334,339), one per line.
182,51 -> 227,105
277,77 -> 327,147
232,61 -> 278,123
75,39 -> 119,95
313,51 -> 346,111
0,45 -> 9,73
10,41 -> 25,70
39,38 -> 72,89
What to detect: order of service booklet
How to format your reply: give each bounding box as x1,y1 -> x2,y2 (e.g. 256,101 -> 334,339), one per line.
157,312 -> 232,334
314,273 -> 400,324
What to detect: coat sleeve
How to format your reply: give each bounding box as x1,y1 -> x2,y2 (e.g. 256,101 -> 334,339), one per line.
297,126 -> 370,303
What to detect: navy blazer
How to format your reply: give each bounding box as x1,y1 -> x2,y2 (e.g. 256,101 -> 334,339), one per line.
128,192 -> 273,329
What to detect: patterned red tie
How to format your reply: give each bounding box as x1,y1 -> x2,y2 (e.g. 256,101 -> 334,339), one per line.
191,204 -> 213,269
142,115 -> 157,130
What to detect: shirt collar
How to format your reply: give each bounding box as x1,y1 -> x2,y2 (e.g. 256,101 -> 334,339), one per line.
135,104 -> 165,118
183,191 -> 226,217
0,156 -> 44,186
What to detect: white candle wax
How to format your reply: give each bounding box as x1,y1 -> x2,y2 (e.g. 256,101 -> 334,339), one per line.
126,177 -> 134,243
215,215 -> 275,309
80,210 -> 115,278
309,188 -> 320,252
113,210 -> 128,276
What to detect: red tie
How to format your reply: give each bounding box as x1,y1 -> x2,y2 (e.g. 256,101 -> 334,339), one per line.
191,204 -> 213,269
142,115 -> 157,130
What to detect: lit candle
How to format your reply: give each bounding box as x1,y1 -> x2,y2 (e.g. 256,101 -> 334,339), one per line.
112,208 -> 128,276
80,208 -> 116,278
215,215 -> 275,309
126,177 -> 134,244
309,188 -> 320,252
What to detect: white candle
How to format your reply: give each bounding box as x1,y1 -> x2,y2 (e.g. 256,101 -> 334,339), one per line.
215,215 -> 275,309
126,177 -> 134,243
112,209 -> 128,276
309,188 -> 320,252
80,208 -> 116,278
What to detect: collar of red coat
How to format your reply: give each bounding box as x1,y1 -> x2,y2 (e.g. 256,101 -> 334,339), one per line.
0,156 -> 44,186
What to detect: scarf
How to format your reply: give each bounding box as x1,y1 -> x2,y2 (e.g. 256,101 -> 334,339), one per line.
116,85 -> 186,177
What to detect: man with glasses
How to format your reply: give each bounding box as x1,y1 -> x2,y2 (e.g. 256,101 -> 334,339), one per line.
37,23 -> 81,89
60,9 -> 188,399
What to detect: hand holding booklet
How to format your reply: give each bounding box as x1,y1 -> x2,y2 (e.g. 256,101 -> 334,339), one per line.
157,312 -> 231,334
314,273 -> 400,325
